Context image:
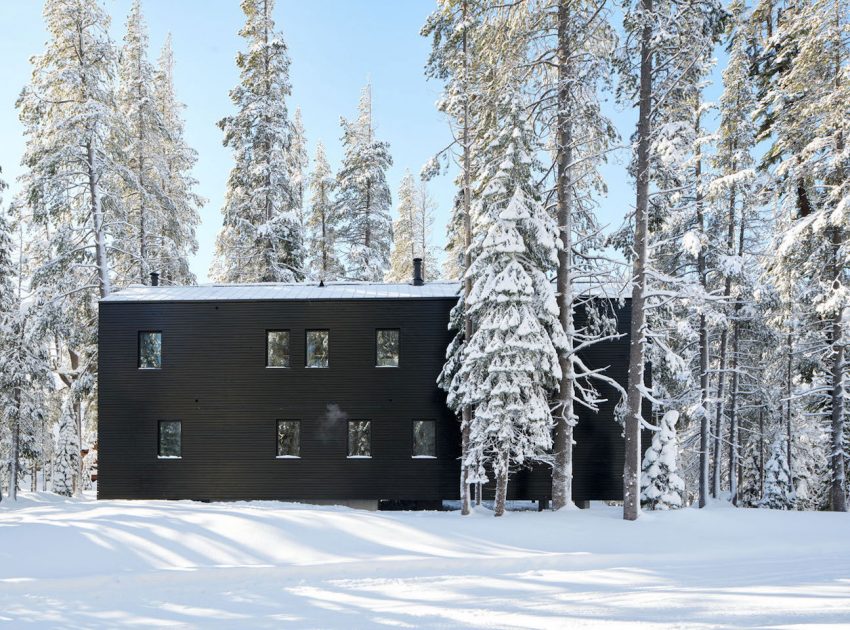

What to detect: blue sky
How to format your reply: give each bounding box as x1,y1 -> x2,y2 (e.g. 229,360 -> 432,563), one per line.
0,1 -> 721,283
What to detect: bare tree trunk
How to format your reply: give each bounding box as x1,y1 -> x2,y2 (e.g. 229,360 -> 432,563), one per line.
786,330 -> 793,491
759,407 -> 765,498
41,411 -> 47,492
695,112 -> 710,509
828,22 -> 847,511
712,185 -> 735,498
712,329 -> 728,498
460,0 -> 473,516
494,463 -> 508,517
623,0 -> 653,522
729,192 -> 745,506
829,313 -> 846,511
137,54 -> 147,284
552,0 -> 576,511
67,349 -> 84,498
87,141 -> 112,298
9,389 -> 20,501
729,318 -> 740,505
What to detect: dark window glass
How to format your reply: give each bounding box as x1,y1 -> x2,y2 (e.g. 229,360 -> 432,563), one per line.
267,331 -> 290,367
413,420 -> 436,457
158,420 -> 181,458
276,420 -> 301,457
306,330 -> 329,368
347,420 -> 371,457
376,329 -> 399,367
139,331 -> 162,369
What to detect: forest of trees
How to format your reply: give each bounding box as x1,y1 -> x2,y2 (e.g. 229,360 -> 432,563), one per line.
0,0 -> 847,519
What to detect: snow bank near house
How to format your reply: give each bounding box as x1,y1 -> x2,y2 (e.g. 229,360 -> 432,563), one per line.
0,494 -> 848,628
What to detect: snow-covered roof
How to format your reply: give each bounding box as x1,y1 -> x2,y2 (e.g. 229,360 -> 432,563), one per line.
100,281 -> 463,303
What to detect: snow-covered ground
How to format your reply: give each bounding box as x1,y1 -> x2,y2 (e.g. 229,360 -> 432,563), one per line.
1,494 -> 848,628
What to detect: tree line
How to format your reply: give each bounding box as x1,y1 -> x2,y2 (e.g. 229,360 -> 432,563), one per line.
425,0 -> 848,517
0,0 -> 847,518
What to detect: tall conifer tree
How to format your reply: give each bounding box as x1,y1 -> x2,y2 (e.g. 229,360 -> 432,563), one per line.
336,84 -> 393,281
305,142 -> 343,281
211,0 -> 303,283
152,34 -> 202,285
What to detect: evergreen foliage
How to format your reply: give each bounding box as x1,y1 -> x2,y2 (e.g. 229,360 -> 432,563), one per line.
641,411 -> 686,510
211,0 -> 304,283
305,142 -> 343,281
336,84 -> 393,281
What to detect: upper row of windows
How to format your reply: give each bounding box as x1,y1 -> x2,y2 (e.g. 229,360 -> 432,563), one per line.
138,329 -> 401,370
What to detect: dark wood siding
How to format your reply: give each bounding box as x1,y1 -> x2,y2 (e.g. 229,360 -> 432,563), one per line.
98,296 -> 637,502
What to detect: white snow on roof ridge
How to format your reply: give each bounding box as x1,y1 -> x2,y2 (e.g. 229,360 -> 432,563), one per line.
101,280 -> 463,303
101,279 -> 631,303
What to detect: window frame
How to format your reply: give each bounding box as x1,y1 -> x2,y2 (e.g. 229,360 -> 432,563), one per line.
138,330 -> 162,370
412,419 -> 437,459
375,328 -> 401,368
157,420 -> 182,459
346,419 -> 372,459
305,329 -> 330,369
265,329 -> 292,369
275,419 -> 301,459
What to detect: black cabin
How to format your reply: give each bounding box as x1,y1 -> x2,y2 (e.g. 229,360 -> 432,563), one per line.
97,274 -> 633,508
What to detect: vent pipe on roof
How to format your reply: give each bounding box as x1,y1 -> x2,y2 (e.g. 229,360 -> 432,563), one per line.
412,258 -> 424,286
150,272 -> 159,287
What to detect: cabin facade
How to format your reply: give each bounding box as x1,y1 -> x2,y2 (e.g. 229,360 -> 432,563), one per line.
97,272 -> 633,507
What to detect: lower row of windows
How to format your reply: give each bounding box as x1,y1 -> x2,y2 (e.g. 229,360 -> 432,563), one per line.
157,419 -> 437,459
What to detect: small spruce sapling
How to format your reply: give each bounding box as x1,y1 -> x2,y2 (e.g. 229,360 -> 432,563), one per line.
760,435 -> 795,510
640,410 -> 685,510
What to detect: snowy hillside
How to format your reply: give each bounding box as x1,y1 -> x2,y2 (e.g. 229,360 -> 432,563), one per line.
1,495 -> 848,628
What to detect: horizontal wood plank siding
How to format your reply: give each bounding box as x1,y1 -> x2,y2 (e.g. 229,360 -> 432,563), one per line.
98,297 -> 635,502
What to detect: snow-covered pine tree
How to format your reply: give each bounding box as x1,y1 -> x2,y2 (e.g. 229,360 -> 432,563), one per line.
793,420 -> 830,510
424,0 -> 488,514
17,0 -> 125,496
211,0 -> 303,283
17,0 -> 120,299
290,107 -> 309,235
116,0 -> 168,284
0,205 -> 51,502
616,0 -> 725,519
414,180 -> 439,281
336,84 -> 393,281
386,171 -> 418,282
386,173 -> 437,283
704,0 -> 762,504
0,169 -> 9,502
152,34 -> 202,285
760,434 -> 795,509
52,400 -> 79,497
441,191 -> 466,281
640,411 -> 685,509
758,0 -> 849,511
738,441 -> 762,507
524,0 -> 623,510
305,142 -> 343,281
450,94 -> 565,517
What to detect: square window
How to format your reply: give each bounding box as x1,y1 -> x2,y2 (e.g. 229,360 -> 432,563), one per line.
139,331 -> 162,369
376,329 -> 399,367
267,330 -> 290,367
413,420 -> 436,458
276,420 -> 301,457
306,330 -> 329,368
158,420 -> 181,458
347,420 -> 371,458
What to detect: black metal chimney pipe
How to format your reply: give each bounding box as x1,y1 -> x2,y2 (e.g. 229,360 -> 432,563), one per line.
412,258 -> 424,286
150,272 -> 159,287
